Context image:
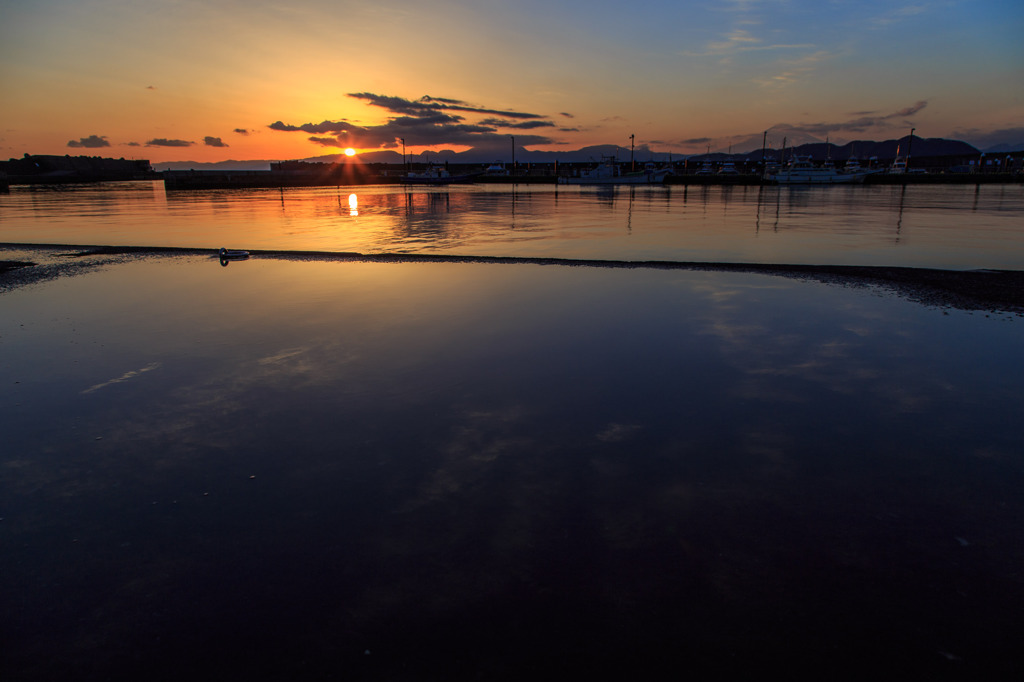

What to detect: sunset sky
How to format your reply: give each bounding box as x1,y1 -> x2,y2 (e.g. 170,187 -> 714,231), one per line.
2,0 -> 1021,162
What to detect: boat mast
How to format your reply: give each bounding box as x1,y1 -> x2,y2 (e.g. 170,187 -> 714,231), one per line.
630,134 -> 635,172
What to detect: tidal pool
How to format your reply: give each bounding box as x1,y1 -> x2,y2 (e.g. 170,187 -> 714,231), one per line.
1,254 -> 1022,679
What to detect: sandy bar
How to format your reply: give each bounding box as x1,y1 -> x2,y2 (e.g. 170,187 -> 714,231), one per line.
2,242 -> 1023,314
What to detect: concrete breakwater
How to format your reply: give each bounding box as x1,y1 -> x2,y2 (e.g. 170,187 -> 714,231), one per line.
161,169 -> 1022,190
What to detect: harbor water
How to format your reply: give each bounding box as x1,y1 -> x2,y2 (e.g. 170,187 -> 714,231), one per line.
2,181 -> 1023,268
1,182 -> 1023,680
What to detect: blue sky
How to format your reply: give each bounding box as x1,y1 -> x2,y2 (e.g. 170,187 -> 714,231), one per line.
1,0 -> 1021,160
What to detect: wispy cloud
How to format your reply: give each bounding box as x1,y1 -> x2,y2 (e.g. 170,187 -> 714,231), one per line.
754,50 -> 834,88
67,134 -> 110,148
82,362 -> 161,394
870,3 -> 931,28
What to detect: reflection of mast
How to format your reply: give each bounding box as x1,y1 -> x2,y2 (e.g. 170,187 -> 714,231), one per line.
755,184 -> 763,234
626,186 -> 634,233
774,186 -> 782,231
895,185 -> 906,242
509,135 -> 516,184
510,185 -> 517,230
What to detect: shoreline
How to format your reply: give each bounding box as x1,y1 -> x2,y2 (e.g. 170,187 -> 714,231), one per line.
3,243 -> 1023,314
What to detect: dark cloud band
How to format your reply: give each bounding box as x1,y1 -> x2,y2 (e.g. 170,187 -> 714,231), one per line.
146,138 -> 194,147
268,92 -> 560,150
67,135 -> 110,148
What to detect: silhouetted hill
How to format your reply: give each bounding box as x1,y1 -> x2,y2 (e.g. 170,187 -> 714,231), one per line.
153,159 -> 275,171
699,136 -> 980,162
150,136 -> 990,171
982,142 -> 1024,154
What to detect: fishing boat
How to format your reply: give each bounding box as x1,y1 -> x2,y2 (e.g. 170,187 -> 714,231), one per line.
401,165 -> 481,184
694,160 -> 715,176
559,157 -> 669,185
717,160 -> 740,175
766,156 -> 871,184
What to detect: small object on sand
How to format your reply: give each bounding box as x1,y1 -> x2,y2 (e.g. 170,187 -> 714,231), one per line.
218,248 -> 250,266
219,247 -> 249,259
249,475 -> 256,479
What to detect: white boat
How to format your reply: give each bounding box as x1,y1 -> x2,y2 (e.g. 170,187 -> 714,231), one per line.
717,160 -> 740,175
694,160 -> 715,176
559,157 -> 669,185
401,165 -> 480,184
766,156 -> 871,184
888,158 -> 926,175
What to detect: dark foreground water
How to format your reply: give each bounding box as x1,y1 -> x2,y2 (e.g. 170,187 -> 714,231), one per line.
2,254 -> 1022,680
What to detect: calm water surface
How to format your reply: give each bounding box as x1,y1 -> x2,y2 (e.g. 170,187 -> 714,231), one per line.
2,181 -> 1023,268
2,255 -> 1023,679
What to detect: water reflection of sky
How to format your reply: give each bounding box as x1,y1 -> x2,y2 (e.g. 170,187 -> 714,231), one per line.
2,257 -> 1022,678
2,182 -> 1023,268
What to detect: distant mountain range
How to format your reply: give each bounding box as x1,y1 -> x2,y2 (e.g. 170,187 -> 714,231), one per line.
151,136 -> 1019,171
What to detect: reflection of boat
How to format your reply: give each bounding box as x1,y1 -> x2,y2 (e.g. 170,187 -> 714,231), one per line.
766,156 -> 870,184
401,165 -> 481,184
559,157 -> 669,185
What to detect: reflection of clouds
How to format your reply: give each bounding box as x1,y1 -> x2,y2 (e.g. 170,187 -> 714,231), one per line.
596,422 -> 641,443
81,362 -> 161,394
692,275 -> 948,413
257,347 -> 307,365
78,343 -> 364,465
700,319 -> 767,345
404,407 -> 533,510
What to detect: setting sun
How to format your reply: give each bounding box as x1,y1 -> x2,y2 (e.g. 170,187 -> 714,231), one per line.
344,148 -> 356,157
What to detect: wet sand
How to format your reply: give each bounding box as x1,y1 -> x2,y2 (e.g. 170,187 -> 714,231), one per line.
4,243 -> 1023,314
